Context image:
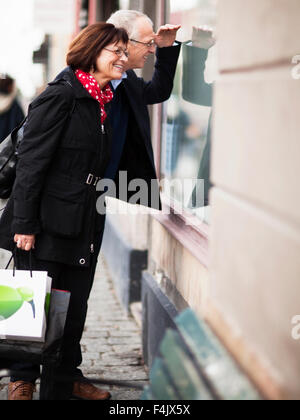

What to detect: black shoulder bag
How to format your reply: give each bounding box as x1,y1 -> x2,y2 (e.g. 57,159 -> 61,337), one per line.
0,118 -> 27,199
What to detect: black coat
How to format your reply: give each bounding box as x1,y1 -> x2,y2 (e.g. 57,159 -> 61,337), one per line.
0,68 -> 112,267
0,44 -> 181,267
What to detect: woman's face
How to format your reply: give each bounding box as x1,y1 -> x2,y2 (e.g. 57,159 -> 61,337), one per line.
94,41 -> 129,82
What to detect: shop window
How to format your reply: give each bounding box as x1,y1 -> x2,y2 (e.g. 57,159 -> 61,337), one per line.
160,0 -> 217,225
79,0 -> 89,29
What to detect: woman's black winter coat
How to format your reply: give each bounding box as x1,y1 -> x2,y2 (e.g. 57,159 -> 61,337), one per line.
0,68 -> 112,268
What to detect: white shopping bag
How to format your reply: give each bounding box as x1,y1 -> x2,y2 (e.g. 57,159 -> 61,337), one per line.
0,269 -> 52,342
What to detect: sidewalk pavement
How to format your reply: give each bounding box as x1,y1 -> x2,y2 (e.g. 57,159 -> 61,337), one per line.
0,254 -> 148,400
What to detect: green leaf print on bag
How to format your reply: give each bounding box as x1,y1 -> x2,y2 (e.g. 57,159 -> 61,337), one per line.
0,286 -> 35,320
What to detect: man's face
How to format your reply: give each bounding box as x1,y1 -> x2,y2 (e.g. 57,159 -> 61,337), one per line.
126,18 -> 156,70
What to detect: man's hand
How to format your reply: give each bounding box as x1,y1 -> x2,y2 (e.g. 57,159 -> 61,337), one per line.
192,26 -> 216,49
14,234 -> 35,251
155,24 -> 181,48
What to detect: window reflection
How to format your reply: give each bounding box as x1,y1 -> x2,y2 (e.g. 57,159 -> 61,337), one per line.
161,0 -> 217,223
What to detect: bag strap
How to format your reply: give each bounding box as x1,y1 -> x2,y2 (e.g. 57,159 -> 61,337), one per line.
5,246 -> 33,278
10,116 -> 28,149
5,252 -> 13,270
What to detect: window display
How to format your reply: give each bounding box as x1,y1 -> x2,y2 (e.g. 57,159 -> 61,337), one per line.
160,0 -> 217,223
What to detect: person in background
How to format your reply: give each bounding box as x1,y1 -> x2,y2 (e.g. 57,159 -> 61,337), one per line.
0,74 -> 24,143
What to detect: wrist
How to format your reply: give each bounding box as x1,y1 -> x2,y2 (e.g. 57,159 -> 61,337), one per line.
157,40 -> 180,49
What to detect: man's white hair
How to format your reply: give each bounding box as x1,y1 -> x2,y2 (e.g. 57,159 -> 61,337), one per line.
107,10 -> 153,39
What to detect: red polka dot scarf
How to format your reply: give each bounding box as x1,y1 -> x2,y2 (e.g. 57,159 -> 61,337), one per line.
75,69 -> 114,124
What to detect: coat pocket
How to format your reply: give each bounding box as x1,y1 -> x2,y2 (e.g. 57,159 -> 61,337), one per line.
40,176 -> 87,239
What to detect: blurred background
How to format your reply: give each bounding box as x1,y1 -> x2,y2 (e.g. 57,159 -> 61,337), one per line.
0,0 -> 76,104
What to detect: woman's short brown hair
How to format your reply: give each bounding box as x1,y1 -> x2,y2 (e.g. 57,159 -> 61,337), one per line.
67,23 -> 128,72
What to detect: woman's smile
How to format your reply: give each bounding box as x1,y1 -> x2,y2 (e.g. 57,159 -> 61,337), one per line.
113,63 -> 125,74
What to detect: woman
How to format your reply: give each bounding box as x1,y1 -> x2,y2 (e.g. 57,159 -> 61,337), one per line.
0,23 -> 129,400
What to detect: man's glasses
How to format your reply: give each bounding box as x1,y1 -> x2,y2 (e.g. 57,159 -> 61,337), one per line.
103,48 -> 129,58
129,39 -> 156,48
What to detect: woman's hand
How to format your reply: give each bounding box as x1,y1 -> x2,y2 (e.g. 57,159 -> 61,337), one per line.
14,234 -> 35,251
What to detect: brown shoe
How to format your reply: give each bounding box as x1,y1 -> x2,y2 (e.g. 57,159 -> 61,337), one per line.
8,381 -> 35,400
72,381 -> 111,400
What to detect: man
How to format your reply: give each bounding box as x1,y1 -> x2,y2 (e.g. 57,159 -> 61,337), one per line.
101,10 -> 181,210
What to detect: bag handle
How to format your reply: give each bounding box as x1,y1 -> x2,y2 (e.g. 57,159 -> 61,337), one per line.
5,246 -> 33,278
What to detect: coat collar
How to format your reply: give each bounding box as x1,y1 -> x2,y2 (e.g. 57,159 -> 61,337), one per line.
49,66 -> 94,100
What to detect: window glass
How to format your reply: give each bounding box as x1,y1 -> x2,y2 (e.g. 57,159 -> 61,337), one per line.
160,0 -> 217,224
